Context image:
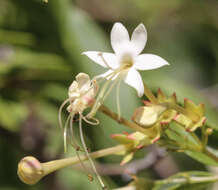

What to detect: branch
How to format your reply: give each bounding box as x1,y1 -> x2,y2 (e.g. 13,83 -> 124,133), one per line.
99,104 -> 149,134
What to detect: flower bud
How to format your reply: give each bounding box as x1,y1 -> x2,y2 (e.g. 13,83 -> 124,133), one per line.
206,128 -> 213,135
132,105 -> 166,127
113,186 -> 136,190
17,156 -> 43,185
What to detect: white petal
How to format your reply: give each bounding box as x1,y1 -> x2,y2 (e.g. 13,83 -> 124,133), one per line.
134,54 -> 169,70
124,68 -> 144,97
111,22 -> 130,55
68,81 -> 79,98
97,69 -> 118,80
76,73 -> 90,92
131,24 -> 147,55
82,51 -> 119,69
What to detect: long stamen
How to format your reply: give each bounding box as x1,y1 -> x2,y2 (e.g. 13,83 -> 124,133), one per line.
98,53 -> 113,70
79,114 -> 106,189
101,76 -> 119,103
116,77 -> 122,120
92,77 -> 104,85
88,71 -> 118,118
92,67 -> 116,85
89,64 -> 130,119
64,115 -> 71,153
69,113 -> 91,178
88,78 -> 112,118
81,114 -> 99,126
58,98 -> 70,129
69,113 -> 80,149
66,99 -> 81,150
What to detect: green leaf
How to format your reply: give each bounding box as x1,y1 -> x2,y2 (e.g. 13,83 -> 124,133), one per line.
176,183 -> 210,190
153,171 -> 218,190
132,178 -> 154,190
7,48 -> 70,79
0,97 -> 28,132
206,146 -> 218,157
40,83 -> 68,101
0,29 -> 36,46
35,101 -> 59,127
152,183 -> 181,190
49,0 -> 109,76
185,150 -> 218,166
165,123 -> 202,151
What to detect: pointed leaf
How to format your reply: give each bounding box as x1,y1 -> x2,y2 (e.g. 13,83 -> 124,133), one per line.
185,150 -> 218,166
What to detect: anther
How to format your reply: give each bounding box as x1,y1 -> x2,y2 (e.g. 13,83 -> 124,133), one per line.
88,174 -> 94,182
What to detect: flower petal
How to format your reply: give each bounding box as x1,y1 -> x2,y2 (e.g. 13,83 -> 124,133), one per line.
68,81 -> 79,98
76,73 -> 90,92
131,23 -> 147,55
111,22 -> 130,55
82,51 -> 119,69
134,54 -> 169,70
97,69 -> 118,80
124,68 -> 144,97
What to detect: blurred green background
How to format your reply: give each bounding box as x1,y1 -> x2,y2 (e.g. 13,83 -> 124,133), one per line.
1,0 -> 218,189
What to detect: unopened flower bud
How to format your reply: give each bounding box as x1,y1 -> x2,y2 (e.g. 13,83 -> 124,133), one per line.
113,186 -> 136,190
206,128 -> 213,135
132,105 -> 166,127
17,156 -> 43,185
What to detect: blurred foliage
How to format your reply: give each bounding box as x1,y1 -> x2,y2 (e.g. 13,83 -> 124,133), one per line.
1,0 -> 218,189
152,171 -> 216,190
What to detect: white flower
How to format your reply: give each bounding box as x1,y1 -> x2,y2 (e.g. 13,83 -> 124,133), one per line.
67,73 -> 98,113
82,22 -> 169,97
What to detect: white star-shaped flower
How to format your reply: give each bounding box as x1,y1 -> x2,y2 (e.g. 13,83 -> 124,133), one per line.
83,22 -> 169,97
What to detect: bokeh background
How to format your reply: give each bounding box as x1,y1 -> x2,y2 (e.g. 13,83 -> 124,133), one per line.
1,0 -> 218,189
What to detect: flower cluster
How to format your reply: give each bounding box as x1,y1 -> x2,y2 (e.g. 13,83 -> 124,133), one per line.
111,88 -> 207,164
17,22 -> 212,190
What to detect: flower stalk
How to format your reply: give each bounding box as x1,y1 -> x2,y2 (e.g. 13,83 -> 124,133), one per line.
18,145 -> 126,185
202,128 -> 213,149
156,174 -> 218,185
143,82 -> 158,104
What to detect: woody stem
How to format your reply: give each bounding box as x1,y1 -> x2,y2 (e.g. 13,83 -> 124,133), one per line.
99,104 -> 149,134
